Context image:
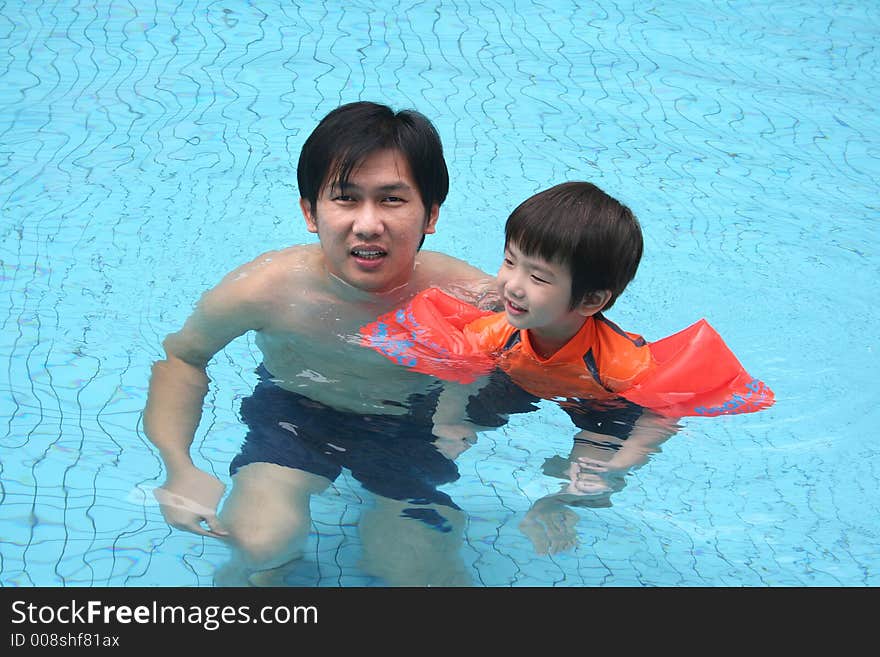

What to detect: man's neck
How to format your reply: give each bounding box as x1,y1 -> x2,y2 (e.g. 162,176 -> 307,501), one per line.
322,265 -> 419,309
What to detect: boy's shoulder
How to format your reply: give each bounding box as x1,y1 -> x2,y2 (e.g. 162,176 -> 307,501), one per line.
591,315 -> 653,391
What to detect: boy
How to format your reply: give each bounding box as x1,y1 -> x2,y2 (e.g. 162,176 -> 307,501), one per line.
463,180 -> 650,401
362,180 -> 773,421
361,182 -> 772,552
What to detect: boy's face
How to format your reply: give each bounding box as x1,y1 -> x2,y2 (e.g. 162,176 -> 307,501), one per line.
301,148 -> 439,294
496,241 -> 589,342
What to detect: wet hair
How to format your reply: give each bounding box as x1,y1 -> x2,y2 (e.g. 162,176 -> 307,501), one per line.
504,181 -> 643,311
297,101 -> 449,219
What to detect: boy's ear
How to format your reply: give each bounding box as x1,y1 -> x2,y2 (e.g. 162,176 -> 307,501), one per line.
300,198 -> 318,233
577,290 -> 612,317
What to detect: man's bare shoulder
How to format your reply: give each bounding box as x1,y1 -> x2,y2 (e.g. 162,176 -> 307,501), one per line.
192,244 -> 321,322
164,245 -> 322,360
215,245 -> 320,295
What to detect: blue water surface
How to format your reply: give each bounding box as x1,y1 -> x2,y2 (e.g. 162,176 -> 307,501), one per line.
1,0 -> 878,586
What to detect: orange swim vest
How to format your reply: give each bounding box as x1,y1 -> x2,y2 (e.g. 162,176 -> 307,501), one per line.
461,309 -> 654,401
359,287 -> 774,418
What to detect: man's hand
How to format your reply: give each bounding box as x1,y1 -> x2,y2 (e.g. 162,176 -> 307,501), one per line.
154,464 -> 229,538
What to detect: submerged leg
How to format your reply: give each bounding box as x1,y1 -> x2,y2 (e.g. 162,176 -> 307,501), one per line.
358,495 -> 471,587
214,462 -> 331,586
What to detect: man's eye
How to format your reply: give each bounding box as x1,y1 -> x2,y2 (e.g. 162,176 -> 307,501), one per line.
333,195 -> 355,202
383,196 -> 405,203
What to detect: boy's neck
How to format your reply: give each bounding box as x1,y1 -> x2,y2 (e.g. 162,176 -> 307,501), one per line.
526,316 -> 589,359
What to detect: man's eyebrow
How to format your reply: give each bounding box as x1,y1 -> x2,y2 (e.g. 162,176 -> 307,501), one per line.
330,180 -> 360,192
377,182 -> 412,191
332,181 -> 413,192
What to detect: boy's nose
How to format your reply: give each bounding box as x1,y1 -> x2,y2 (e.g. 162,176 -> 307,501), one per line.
504,275 -> 526,298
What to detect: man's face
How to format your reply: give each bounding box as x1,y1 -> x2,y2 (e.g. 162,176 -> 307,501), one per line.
301,149 -> 439,294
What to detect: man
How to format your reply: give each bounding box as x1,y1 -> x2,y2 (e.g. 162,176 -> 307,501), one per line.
144,101 -> 496,584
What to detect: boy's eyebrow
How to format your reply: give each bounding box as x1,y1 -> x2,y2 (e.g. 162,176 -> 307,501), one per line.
527,262 -> 557,277
505,247 -> 558,278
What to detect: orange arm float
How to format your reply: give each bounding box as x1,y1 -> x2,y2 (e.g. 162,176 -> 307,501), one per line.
360,287 -> 495,384
360,289 -> 774,416
621,319 -> 774,417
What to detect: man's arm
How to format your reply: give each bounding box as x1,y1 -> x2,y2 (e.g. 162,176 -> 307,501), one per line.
144,261 -> 271,536
420,251 -> 502,311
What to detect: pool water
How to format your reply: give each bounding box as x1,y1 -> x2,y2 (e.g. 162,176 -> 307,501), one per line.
1,0 -> 878,586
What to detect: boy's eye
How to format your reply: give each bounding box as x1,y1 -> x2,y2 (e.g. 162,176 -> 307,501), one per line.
531,275 -> 549,284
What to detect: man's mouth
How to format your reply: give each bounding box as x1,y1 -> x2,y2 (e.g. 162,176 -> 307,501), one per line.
351,247 -> 387,260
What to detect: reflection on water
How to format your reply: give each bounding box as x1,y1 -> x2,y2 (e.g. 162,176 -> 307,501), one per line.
2,0 -> 876,587
169,364 -> 680,586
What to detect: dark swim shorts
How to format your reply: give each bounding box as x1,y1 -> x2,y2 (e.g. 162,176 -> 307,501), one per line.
230,365 -> 461,513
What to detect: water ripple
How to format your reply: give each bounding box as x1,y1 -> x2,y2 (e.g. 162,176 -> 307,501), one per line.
1,0 -> 878,587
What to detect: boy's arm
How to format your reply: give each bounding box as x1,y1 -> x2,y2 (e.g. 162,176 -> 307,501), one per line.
519,410 -> 680,554
143,265 -> 268,536
569,410 -> 680,485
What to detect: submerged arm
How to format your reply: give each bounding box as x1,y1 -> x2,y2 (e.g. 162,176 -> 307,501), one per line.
569,409 -> 681,480
144,264 -> 269,536
520,409 -> 680,554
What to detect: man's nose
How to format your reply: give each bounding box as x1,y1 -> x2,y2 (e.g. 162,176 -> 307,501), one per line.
352,203 -> 384,237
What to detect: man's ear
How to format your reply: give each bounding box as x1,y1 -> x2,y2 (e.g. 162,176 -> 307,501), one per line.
423,204 -> 440,235
577,290 -> 612,317
300,198 -> 318,233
